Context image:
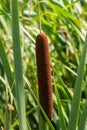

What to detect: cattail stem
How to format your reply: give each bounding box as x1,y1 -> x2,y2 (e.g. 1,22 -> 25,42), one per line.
36,33 -> 53,120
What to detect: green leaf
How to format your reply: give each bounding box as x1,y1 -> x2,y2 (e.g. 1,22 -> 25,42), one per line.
68,34 -> 87,130
0,38 -> 14,89
54,84 -> 67,130
12,0 -> 27,130
78,100 -> 87,130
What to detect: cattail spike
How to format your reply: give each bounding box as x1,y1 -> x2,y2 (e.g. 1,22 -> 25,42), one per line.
36,33 -> 53,120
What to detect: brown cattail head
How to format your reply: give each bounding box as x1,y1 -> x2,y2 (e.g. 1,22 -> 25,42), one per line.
36,33 -> 53,120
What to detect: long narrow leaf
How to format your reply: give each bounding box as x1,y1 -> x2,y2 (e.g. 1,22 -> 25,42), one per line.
12,0 -> 27,130
0,38 -> 14,88
54,85 -> 67,130
68,34 -> 87,130
78,100 -> 87,130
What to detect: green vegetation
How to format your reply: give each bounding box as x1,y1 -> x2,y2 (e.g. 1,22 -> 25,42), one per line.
0,0 -> 87,130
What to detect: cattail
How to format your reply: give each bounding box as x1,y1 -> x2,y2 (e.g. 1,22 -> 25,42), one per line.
36,32 -> 53,120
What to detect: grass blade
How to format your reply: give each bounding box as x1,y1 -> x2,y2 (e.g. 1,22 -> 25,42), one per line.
0,38 -> 14,89
78,100 -> 87,130
68,34 -> 87,130
53,66 -> 72,100
12,0 -> 27,130
54,85 -> 67,130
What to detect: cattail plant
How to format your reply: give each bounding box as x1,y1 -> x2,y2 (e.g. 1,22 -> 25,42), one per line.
36,32 -> 53,120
